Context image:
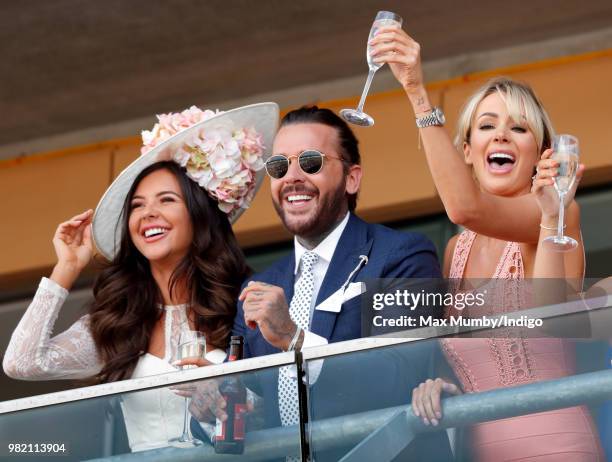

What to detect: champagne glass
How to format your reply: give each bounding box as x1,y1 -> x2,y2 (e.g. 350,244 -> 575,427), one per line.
169,330 -> 207,448
542,134 -> 580,252
340,11 -> 403,127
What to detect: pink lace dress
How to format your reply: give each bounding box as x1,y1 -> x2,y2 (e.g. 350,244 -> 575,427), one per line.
442,230 -> 603,461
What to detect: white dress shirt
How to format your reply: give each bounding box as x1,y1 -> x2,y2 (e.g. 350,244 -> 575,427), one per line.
292,212 -> 350,349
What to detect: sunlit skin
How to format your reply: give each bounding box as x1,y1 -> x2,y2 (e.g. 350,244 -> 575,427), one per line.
464,92 -> 539,198
270,123 -> 362,248
127,169 -> 198,358
128,169 -> 194,274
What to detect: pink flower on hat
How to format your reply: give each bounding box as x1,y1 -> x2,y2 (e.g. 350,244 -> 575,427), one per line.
141,106 -> 218,155
141,106 -> 265,215
209,169 -> 255,213
236,127 -> 265,170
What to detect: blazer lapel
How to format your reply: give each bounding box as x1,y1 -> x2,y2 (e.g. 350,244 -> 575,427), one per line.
310,215 -> 373,340
277,253 -> 296,304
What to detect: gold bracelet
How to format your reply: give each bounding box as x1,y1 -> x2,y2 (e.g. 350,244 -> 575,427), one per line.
540,223 -> 566,230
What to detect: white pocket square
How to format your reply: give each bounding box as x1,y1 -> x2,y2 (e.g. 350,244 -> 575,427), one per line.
315,282 -> 365,313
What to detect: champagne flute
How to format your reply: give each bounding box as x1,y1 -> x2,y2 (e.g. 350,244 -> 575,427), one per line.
169,330 -> 207,448
340,11 -> 403,127
542,134 -> 580,252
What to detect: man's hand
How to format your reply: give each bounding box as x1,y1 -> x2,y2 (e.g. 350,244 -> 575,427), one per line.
239,281 -> 297,351
186,379 -> 228,423
184,379 -> 257,423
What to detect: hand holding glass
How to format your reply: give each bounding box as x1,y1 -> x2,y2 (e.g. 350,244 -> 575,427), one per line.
542,134 -> 579,252
340,11 -> 403,127
169,330 -> 207,448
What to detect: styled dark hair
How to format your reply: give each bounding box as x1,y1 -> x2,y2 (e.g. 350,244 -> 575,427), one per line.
280,106 -> 361,211
89,161 -> 250,383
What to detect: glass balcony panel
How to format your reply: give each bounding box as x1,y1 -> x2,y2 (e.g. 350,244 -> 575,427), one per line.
303,284 -> 612,462
0,353 -> 303,461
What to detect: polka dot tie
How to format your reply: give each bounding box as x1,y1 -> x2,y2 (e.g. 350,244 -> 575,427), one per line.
278,251 -> 318,461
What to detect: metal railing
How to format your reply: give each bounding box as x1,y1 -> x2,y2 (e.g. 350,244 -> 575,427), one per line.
87,369 -> 612,461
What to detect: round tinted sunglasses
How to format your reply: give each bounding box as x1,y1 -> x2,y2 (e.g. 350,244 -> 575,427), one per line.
264,150 -> 347,179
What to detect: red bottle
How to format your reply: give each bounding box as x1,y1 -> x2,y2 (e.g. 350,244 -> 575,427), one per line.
214,336 -> 247,454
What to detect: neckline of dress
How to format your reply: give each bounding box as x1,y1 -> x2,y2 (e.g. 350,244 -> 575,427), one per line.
459,230 -> 519,278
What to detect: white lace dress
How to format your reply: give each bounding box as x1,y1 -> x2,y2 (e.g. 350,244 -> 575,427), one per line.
2,277 -> 226,452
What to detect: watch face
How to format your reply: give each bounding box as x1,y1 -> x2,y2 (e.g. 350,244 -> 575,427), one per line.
434,108 -> 446,124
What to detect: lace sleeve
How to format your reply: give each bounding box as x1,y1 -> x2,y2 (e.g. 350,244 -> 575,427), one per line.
2,277 -> 102,380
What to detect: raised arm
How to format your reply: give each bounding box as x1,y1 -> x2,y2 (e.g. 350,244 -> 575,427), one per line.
2,210 -> 102,380
369,27 -> 572,244
3,278 -> 102,380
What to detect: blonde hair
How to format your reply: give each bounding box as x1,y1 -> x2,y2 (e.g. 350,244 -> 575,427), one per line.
454,77 -> 555,153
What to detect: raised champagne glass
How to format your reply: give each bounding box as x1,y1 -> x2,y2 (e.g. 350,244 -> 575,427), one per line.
169,330 -> 207,448
542,134 -> 580,252
340,11 -> 403,127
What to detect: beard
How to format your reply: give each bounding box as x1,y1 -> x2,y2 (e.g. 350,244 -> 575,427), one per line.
273,179 -> 348,239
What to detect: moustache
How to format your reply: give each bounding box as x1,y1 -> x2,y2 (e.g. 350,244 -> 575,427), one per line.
280,185 -> 318,197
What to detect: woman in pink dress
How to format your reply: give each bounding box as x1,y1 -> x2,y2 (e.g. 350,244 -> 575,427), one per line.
369,26 -> 604,461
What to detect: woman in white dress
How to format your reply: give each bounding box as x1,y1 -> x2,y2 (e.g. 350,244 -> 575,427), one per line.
2,103 -> 278,451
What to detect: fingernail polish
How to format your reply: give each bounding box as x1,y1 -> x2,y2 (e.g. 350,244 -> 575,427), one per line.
431,418 -> 439,426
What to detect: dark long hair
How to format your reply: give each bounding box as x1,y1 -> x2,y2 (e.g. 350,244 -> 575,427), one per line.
89,161 -> 251,383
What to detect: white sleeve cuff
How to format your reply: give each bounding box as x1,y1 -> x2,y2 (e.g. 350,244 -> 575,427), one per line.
302,330 -> 328,349
197,421 -> 215,444
40,277 -> 69,299
304,358 -> 324,385
285,330 -> 327,384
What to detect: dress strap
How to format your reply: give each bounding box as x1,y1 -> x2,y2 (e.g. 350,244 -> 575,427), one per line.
449,230 -> 477,279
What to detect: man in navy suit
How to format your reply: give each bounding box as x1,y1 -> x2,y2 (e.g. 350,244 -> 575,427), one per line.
237,106 -> 441,356
192,106 -> 452,460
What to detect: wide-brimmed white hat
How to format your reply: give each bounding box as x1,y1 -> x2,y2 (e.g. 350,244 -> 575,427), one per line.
92,102 -> 279,260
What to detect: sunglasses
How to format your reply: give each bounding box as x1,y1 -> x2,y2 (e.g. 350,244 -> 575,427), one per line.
264,150 -> 346,179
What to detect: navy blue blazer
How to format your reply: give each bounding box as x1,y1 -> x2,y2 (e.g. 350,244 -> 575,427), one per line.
234,213 -> 441,361
229,214 -> 453,460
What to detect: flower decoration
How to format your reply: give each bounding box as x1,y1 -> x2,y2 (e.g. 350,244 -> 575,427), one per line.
140,106 -> 266,215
